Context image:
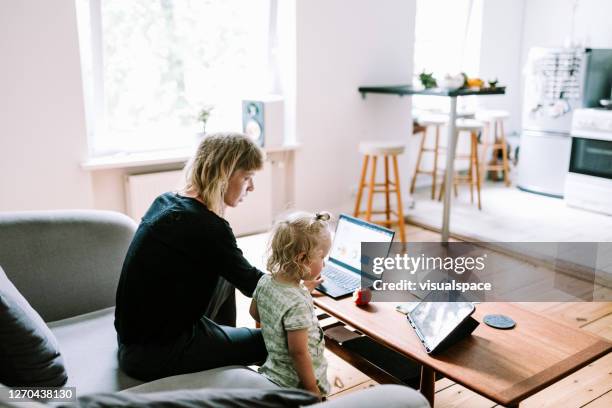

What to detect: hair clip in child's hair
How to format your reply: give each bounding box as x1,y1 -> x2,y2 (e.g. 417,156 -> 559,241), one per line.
315,212 -> 331,221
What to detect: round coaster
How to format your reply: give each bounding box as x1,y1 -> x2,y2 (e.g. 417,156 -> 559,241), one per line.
483,314 -> 515,329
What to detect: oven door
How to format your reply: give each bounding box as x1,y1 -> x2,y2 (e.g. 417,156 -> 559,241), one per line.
569,137 -> 612,180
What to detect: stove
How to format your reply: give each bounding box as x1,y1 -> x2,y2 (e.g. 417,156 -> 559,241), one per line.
571,108 -> 612,136
565,108 -> 612,215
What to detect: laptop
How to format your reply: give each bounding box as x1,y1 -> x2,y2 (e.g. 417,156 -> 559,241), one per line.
316,214 -> 394,299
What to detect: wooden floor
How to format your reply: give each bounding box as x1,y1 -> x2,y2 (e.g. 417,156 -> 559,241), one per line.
236,224 -> 612,407
408,183 -> 612,242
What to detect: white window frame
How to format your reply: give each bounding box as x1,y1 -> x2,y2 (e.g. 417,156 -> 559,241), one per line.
76,0 -> 280,157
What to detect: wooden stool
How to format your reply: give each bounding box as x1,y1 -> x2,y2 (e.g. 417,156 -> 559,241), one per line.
475,109 -> 511,186
354,141 -> 406,242
410,115 -> 447,199
438,119 -> 483,210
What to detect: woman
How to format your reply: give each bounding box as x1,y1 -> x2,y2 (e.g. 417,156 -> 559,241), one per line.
114,133 -> 269,381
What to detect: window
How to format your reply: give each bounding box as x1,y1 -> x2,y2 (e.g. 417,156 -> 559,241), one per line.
76,0 -> 274,156
413,0 -> 482,113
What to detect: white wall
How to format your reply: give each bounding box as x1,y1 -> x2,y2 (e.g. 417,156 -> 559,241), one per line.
293,0 -> 416,213
0,0 -> 418,217
522,0 -> 612,56
0,0 -> 94,211
478,0 -> 526,135
3,0 -> 610,216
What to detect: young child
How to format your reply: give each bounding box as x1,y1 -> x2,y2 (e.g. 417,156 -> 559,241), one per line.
250,211 -> 332,400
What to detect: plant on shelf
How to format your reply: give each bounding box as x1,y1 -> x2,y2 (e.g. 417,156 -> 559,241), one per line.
196,105 -> 214,134
419,71 -> 437,89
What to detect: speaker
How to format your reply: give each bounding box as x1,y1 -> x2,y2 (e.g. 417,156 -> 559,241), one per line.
242,95 -> 284,148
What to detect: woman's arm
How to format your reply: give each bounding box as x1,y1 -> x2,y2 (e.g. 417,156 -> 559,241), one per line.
249,299 -> 260,322
210,221 -> 263,297
287,329 -> 322,400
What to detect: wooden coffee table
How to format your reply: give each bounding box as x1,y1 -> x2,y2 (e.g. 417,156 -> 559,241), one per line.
313,295 -> 611,407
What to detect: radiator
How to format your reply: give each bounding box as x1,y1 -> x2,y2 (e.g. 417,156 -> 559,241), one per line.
124,165 -> 273,236
124,170 -> 184,222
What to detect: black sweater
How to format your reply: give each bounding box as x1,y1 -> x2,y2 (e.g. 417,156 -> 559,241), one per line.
114,192 -> 263,345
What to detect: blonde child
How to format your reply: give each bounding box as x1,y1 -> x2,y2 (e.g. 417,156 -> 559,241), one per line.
250,211 -> 332,400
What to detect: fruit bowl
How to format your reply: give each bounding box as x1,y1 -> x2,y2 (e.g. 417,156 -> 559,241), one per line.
439,75 -> 465,90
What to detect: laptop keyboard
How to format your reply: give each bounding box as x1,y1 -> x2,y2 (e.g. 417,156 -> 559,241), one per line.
323,265 -> 361,290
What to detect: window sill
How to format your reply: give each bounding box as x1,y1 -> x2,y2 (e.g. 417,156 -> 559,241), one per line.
81,144 -> 300,172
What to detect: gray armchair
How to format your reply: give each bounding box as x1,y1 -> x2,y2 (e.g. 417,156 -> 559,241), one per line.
0,210 -> 140,393
0,210 -> 428,407
0,210 -> 135,322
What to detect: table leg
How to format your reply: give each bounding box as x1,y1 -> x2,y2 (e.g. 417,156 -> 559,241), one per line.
441,97 -> 458,243
420,365 -> 436,407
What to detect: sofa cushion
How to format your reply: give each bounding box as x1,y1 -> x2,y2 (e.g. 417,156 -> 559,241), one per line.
48,308 -> 142,395
0,265 -> 68,387
65,388 -> 318,408
123,366 -> 278,394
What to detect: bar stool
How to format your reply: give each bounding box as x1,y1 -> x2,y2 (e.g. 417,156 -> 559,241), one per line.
475,109 -> 511,186
410,115 -> 447,199
438,119 -> 483,210
354,141 -> 407,242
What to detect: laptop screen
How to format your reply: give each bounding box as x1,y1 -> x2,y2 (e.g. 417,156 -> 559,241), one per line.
328,214 -> 394,273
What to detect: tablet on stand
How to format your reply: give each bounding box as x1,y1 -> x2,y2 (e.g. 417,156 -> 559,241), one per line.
407,293 -> 479,354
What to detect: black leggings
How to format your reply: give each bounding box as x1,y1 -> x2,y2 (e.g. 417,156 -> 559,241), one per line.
118,281 -> 267,382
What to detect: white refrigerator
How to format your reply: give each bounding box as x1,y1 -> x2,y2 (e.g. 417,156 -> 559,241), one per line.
518,47 -> 612,197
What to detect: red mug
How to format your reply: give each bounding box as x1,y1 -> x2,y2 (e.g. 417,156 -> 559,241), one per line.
353,288 -> 372,306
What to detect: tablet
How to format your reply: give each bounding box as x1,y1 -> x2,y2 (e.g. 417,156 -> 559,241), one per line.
407,301 -> 475,353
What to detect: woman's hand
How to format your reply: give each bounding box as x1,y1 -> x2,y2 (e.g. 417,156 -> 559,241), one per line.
303,275 -> 324,293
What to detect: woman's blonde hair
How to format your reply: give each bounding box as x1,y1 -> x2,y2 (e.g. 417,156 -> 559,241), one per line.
267,211 -> 332,281
184,132 -> 264,215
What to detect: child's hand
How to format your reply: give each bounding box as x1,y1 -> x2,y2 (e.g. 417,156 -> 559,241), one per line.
303,275 -> 324,293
